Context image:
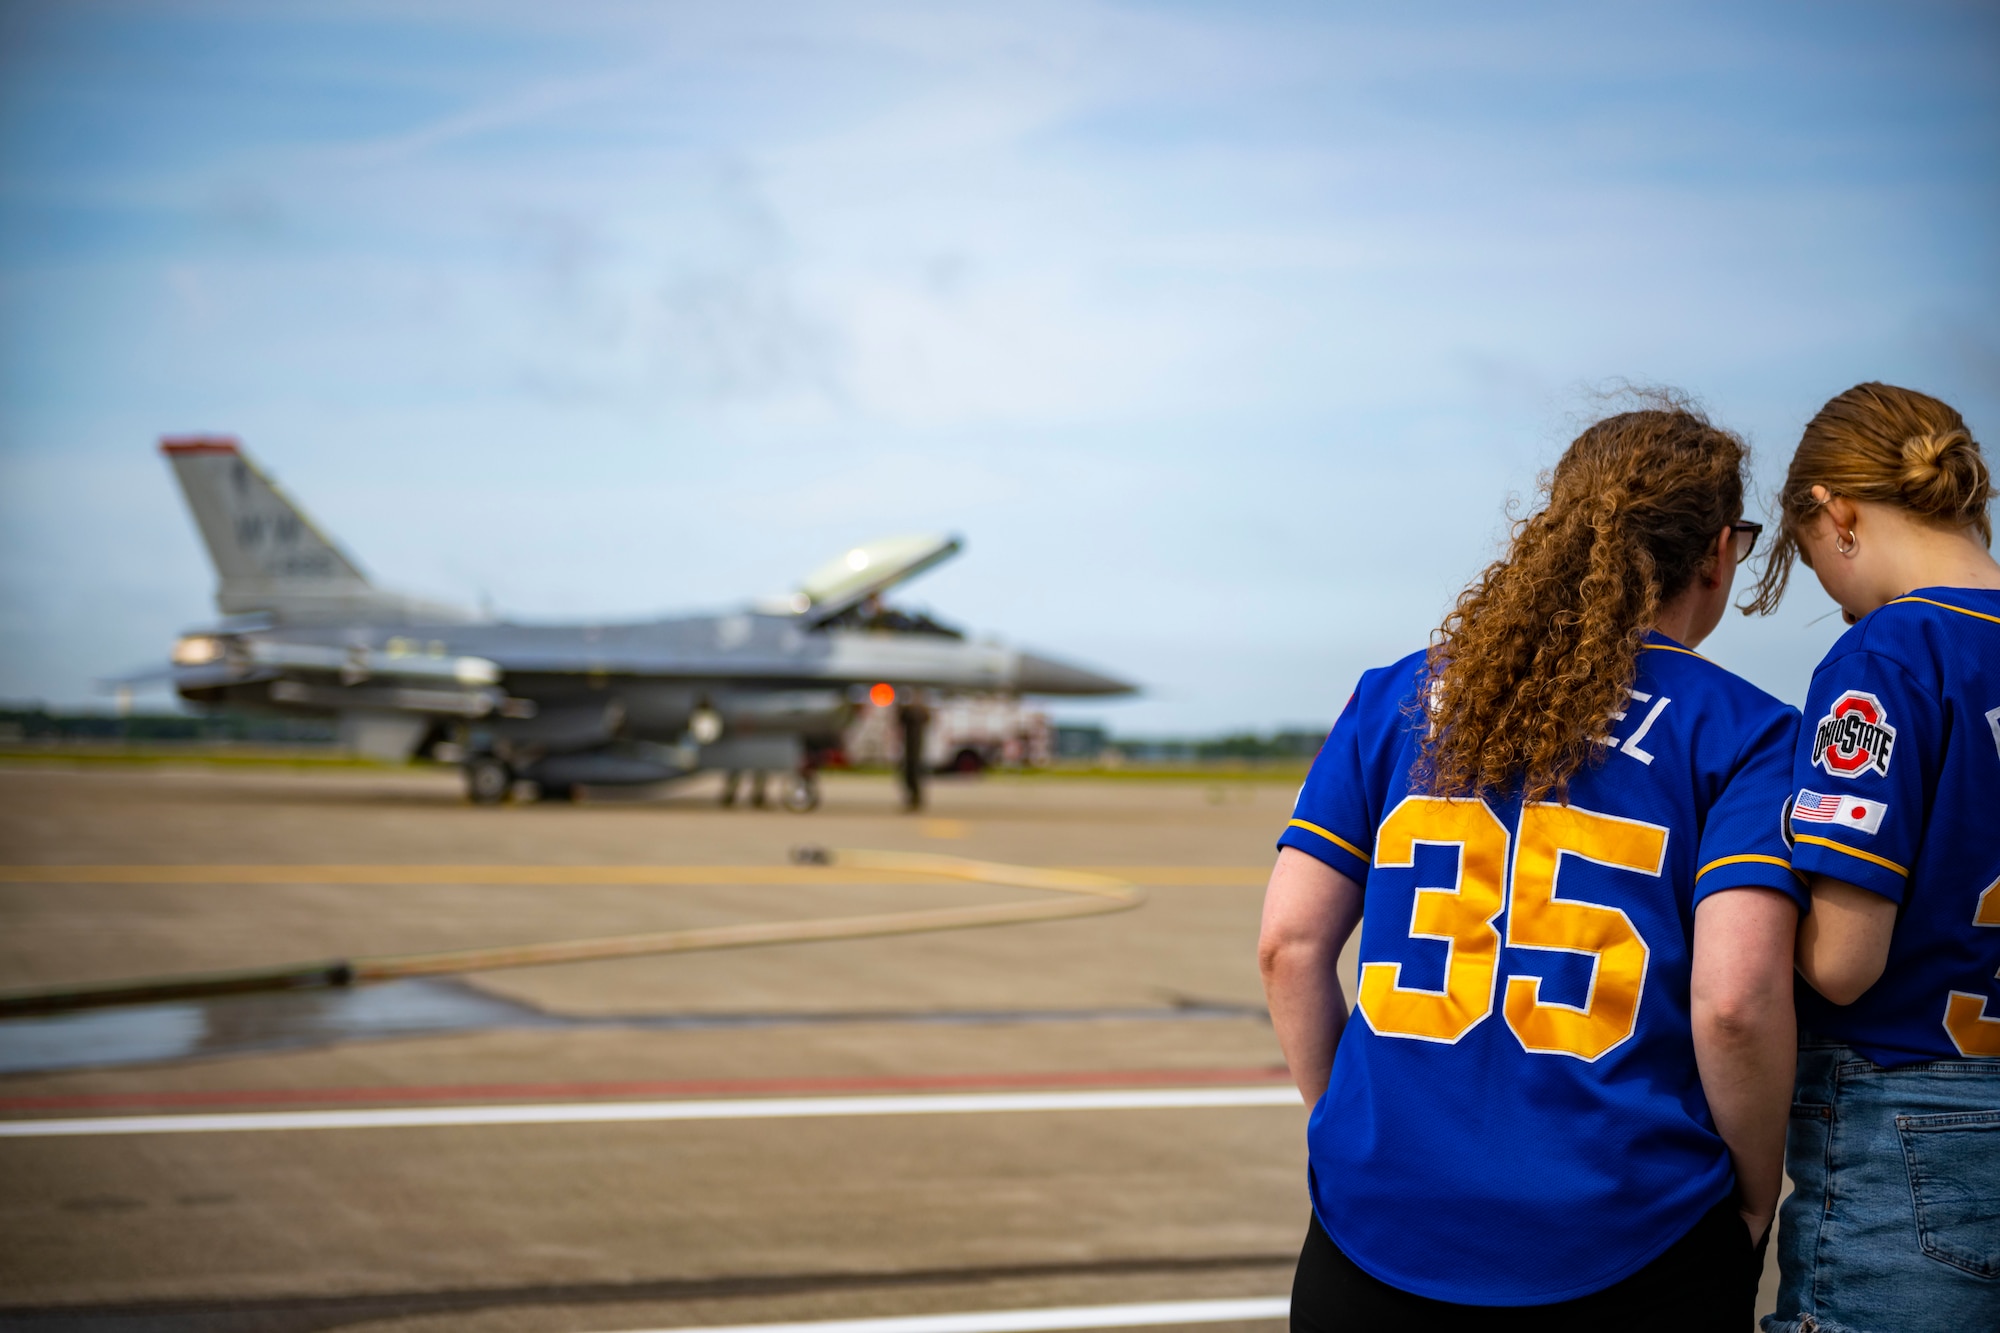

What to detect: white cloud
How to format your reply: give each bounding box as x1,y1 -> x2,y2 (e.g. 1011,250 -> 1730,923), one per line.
2,0 -> 1996,727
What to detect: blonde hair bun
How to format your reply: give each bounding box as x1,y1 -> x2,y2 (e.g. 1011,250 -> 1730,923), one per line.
1745,382 -> 1994,615
1898,426 -> 1991,521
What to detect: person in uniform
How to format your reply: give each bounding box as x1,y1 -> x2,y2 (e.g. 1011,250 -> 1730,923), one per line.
1260,403 -> 1802,1330
897,690 -> 932,811
1742,382 -> 2000,1333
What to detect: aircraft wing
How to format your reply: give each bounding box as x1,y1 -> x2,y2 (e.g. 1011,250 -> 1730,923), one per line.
460,617 -> 1133,696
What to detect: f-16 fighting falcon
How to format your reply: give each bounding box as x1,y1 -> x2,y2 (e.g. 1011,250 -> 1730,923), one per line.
150,437 -> 1135,810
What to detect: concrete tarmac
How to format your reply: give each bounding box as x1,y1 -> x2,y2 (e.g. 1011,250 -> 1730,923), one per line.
0,766 -> 1304,1333
0,764 -> 1778,1331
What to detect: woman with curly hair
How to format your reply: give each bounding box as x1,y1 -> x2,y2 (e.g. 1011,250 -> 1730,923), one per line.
1744,383 -> 2000,1333
1260,403 -> 1805,1330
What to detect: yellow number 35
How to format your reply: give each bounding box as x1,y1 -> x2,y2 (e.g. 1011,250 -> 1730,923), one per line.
1357,796 -> 1667,1062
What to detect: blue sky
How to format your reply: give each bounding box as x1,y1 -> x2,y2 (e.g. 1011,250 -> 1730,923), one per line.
2,1 -> 1995,732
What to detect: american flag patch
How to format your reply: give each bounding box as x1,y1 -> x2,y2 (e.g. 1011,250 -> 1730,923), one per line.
1792,789 -> 1887,836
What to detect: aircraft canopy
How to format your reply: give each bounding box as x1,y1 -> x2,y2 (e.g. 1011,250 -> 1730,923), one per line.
796,533 -> 962,627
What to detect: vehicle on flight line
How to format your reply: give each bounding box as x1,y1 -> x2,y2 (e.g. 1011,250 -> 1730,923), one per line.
151,437 -> 1135,809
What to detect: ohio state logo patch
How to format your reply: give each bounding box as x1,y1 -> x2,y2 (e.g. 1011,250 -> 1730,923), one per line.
1812,690 -> 1895,779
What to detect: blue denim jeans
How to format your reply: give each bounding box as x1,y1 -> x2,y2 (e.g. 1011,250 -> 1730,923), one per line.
1762,1040 -> 2000,1333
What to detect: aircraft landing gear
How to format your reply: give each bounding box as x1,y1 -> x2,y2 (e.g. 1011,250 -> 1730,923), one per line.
781,771 -> 820,813
464,755 -> 513,805
722,771 -> 772,809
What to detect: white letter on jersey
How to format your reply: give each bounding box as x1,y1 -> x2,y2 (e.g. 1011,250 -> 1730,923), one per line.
1987,704 -> 2000,760
1608,690 -> 1671,766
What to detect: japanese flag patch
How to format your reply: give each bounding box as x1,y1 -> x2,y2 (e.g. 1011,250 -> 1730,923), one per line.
1792,788 -> 1888,836
1812,690 -> 1896,779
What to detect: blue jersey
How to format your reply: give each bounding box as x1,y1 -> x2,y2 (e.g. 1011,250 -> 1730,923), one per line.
1277,635 -> 1803,1305
1788,587 -> 2000,1067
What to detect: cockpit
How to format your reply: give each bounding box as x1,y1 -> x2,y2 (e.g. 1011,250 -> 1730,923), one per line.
819,597 -> 965,639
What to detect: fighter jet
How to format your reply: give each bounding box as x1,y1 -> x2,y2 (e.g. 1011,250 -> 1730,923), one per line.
153,437 -> 1134,809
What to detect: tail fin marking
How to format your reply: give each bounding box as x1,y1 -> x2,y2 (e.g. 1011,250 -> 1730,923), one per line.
161,438 -> 370,601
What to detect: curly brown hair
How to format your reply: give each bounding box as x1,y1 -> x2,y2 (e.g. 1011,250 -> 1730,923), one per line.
1420,405 -> 1745,803
1743,382 -> 1991,615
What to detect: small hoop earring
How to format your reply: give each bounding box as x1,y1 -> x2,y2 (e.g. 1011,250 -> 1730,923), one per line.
1836,529 -> 1858,557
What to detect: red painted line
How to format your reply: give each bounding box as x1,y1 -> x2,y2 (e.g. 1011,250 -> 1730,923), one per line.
0,1066 -> 1293,1114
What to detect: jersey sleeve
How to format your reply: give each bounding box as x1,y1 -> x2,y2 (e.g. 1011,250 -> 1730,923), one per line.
1788,650 -> 1939,903
1276,687 -> 1374,882
1693,701 -> 1807,910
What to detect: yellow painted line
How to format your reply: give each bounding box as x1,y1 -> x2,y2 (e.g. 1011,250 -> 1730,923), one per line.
0,865 -> 960,886
1066,867 -> 1271,886
0,864 -> 1274,888
0,851 -> 1143,1014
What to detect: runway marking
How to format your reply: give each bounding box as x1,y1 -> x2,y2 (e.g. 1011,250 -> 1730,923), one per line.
0,852 -> 1143,1015
0,1085 -> 1301,1138
0,865 -> 969,886
609,1297 -> 1289,1333
0,1065 -> 1292,1113
1072,868 -> 1267,887
0,865 -> 1267,887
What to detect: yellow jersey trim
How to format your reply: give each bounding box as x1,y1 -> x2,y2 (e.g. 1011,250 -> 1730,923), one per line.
1886,595 -> 2000,627
1286,819 -> 1371,864
1696,853 -> 1802,883
1793,834 -> 1909,878
1640,643 -> 1707,659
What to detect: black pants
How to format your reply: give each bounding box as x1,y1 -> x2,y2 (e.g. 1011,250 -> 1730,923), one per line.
1291,1197 -> 1765,1333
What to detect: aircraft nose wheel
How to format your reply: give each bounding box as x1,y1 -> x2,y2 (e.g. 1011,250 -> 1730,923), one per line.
781,772 -> 820,813
464,755 -> 514,805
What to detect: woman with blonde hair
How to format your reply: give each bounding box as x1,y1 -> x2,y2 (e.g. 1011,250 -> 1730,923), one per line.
1261,402 -> 1803,1330
1744,382 -> 2000,1333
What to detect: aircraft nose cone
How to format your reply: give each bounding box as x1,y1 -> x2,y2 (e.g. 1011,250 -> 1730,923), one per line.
1013,651 -> 1137,697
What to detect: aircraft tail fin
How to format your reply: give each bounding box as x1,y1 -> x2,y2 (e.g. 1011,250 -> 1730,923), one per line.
161,437 -> 465,624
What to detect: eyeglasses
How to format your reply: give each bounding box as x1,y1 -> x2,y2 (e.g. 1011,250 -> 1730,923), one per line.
1731,520 -> 1763,561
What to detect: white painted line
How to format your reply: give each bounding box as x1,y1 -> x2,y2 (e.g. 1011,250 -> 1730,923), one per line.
0,1085 -> 1301,1139
612,1297 -> 1290,1333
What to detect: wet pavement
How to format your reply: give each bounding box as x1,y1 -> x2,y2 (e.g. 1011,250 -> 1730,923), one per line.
0,977 -> 1268,1076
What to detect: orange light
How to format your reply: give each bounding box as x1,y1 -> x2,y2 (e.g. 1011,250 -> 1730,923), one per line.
869,682 -> 896,708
